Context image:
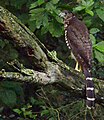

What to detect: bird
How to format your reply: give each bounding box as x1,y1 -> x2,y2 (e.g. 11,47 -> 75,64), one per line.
59,10 -> 95,109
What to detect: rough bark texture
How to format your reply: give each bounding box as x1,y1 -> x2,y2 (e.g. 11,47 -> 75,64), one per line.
0,6 -> 104,107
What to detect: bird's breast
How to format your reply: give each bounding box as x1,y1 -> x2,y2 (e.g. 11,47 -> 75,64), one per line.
65,30 -> 71,49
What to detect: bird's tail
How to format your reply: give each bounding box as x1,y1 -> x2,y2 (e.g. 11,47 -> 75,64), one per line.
83,67 -> 95,109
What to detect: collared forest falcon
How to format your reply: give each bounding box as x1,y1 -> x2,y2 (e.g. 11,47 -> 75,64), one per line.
59,10 -> 95,109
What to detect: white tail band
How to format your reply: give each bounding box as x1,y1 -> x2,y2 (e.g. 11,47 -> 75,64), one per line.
86,77 -> 93,81
87,97 -> 95,101
86,87 -> 94,91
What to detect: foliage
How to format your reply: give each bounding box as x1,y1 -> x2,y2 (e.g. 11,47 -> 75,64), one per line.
29,0 -> 63,37
0,81 -> 24,107
73,0 -> 94,16
13,103 -> 37,119
13,96 -> 60,120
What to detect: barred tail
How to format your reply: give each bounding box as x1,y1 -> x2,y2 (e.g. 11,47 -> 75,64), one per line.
83,68 -> 95,109
86,77 -> 95,109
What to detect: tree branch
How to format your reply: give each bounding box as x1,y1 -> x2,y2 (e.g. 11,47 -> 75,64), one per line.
0,6 -> 48,70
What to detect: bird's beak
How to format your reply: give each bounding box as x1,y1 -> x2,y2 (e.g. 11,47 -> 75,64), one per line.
59,12 -> 65,18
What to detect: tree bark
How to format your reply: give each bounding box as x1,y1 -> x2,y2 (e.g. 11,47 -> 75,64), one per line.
0,6 -> 104,107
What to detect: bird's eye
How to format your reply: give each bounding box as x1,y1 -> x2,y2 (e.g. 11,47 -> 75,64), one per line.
65,12 -> 67,15
63,10 -> 69,16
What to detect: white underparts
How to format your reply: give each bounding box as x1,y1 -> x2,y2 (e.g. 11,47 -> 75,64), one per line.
86,77 -> 93,81
87,97 -> 95,101
89,69 -> 91,72
86,87 -> 94,90
64,24 -> 68,28
65,30 -> 70,49
65,30 -> 67,40
66,40 -> 68,43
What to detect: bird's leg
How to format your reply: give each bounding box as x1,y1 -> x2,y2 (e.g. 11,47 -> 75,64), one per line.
79,65 -> 82,72
75,61 -> 78,71
75,61 -> 81,72
71,52 -> 82,72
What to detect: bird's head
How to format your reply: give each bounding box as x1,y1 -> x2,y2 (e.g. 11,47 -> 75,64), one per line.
59,10 -> 74,20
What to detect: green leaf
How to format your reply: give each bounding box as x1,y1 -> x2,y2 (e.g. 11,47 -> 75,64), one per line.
85,9 -> 94,16
55,15 -> 63,23
46,2 -> 56,11
81,0 -> 86,6
21,107 -> 26,112
38,0 -> 44,6
23,111 -> 32,117
42,15 -> 49,27
90,28 -> 100,34
52,0 -> 59,4
32,115 -> 37,119
83,16 -> 92,27
94,41 -> 104,53
41,26 -> 49,35
36,19 -> 42,29
13,109 -> 22,115
0,89 -> 17,107
90,34 -> 96,45
94,50 -> 104,63
49,20 -> 63,37
74,6 -> 85,11
30,2 -> 38,9
30,8 -> 45,14
29,8 -> 45,21
86,0 -> 94,8
41,109 -> 49,116
96,9 -> 104,22
28,20 -> 36,32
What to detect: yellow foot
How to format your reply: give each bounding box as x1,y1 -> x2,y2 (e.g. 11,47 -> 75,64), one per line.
75,62 -> 81,72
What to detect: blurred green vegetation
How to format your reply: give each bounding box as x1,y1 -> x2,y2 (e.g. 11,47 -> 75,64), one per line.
0,0 -> 104,119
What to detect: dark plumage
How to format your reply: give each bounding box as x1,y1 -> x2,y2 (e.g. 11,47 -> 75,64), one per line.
59,10 -> 95,109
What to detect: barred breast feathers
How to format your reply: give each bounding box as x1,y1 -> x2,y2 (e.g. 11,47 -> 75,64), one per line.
65,30 -> 70,49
